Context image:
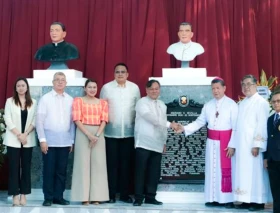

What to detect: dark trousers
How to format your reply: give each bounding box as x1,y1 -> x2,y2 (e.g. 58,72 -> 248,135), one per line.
268,160 -> 280,213
42,147 -> 69,201
105,137 -> 135,199
7,146 -> 33,196
134,148 -> 162,201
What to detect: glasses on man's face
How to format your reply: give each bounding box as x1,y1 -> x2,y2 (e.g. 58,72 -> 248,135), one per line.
271,99 -> 280,105
54,79 -> 66,83
115,70 -> 127,74
241,83 -> 255,88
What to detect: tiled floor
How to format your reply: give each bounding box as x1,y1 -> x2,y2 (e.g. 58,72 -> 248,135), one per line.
0,190 -> 273,213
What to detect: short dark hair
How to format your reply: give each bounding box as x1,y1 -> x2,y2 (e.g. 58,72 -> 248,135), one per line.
179,22 -> 192,31
84,79 -> 97,88
241,74 -> 257,84
51,22 -> 66,31
114,62 -> 128,72
211,78 -> 225,86
146,79 -> 160,88
13,77 -> 33,109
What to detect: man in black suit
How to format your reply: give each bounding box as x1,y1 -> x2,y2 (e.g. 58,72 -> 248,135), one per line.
264,91 -> 280,213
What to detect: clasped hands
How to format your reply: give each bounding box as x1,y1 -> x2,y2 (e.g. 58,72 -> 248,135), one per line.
17,133 -> 28,145
170,121 -> 184,133
87,134 -> 99,148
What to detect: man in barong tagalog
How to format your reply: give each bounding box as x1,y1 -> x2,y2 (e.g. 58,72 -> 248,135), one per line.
34,22 -> 79,69
167,22 -> 204,68
176,77 -> 238,208
232,75 -> 270,211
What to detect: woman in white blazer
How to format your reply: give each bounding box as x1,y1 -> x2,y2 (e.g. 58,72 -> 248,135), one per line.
4,78 -> 37,206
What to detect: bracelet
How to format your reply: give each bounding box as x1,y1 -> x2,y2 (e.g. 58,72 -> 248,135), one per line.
94,133 -> 100,138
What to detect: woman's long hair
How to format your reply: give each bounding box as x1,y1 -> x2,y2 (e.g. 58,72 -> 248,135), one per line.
13,77 -> 33,109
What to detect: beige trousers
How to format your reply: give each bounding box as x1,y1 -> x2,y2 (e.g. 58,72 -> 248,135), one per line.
71,125 -> 109,201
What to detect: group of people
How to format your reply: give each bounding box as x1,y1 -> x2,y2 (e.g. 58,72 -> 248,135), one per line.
2,21 -> 279,213
173,75 -> 279,212
3,63 -> 175,207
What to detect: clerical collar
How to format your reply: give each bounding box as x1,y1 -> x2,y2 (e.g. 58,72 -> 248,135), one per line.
216,95 -> 225,103
247,92 -> 258,99
179,41 -> 192,46
52,40 -> 65,47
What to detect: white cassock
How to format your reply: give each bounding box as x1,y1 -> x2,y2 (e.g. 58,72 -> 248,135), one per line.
229,93 -> 271,203
167,41 -> 204,61
183,95 -> 238,203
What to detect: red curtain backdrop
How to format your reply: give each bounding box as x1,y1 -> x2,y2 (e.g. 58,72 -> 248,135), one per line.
0,0 -> 280,107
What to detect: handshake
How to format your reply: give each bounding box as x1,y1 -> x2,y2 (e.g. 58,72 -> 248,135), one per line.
170,121 -> 184,134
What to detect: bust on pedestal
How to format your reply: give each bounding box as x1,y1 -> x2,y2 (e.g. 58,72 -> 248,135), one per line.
167,22 -> 204,68
34,22 -> 79,70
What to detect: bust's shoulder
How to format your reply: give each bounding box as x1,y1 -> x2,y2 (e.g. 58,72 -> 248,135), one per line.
191,41 -> 203,48
167,42 -> 180,52
63,41 -> 78,51
36,43 -> 53,51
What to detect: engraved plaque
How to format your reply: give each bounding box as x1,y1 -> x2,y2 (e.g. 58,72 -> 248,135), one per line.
161,99 -> 206,183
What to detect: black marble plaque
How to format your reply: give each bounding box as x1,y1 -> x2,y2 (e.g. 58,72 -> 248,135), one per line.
161,98 -> 206,183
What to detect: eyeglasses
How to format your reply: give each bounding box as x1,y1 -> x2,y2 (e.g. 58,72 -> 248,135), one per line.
271,100 -> 280,105
115,70 -> 127,74
53,79 -> 66,82
241,83 -> 255,88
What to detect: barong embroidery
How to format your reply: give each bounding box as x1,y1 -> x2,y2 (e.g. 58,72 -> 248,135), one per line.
234,188 -> 247,195
253,134 -> 265,142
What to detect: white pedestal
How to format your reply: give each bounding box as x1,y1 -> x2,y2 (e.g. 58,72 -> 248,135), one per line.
150,68 -> 214,86
162,68 -> 207,78
33,69 -> 83,79
27,69 -> 87,86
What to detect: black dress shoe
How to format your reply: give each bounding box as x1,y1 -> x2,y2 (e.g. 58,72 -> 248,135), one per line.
235,203 -> 250,209
42,200 -> 52,206
248,203 -> 265,211
224,202 -> 234,209
133,200 -> 142,206
53,198 -> 70,205
107,198 -> 116,203
120,196 -> 133,203
145,199 -> 163,205
205,202 -> 220,207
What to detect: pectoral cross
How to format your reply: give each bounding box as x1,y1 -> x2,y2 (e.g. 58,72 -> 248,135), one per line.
215,111 -> 219,118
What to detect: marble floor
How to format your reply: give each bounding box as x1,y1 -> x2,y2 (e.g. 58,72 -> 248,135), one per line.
0,190 -> 273,213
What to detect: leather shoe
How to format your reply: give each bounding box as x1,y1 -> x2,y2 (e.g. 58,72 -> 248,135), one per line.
145,199 -> 163,205
120,196 -> 133,203
42,200 -> 52,206
107,198 -> 116,203
224,202 -> 234,209
235,203 -> 250,209
205,202 -> 220,207
53,198 -> 70,205
133,200 -> 142,206
248,203 -> 265,211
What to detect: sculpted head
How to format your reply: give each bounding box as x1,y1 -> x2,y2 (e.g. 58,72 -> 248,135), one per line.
178,22 -> 193,44
241,75 -> 257,98
50,22 -> 66,43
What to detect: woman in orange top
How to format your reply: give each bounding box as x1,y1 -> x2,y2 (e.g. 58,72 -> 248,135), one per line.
71,79 -> 109,205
